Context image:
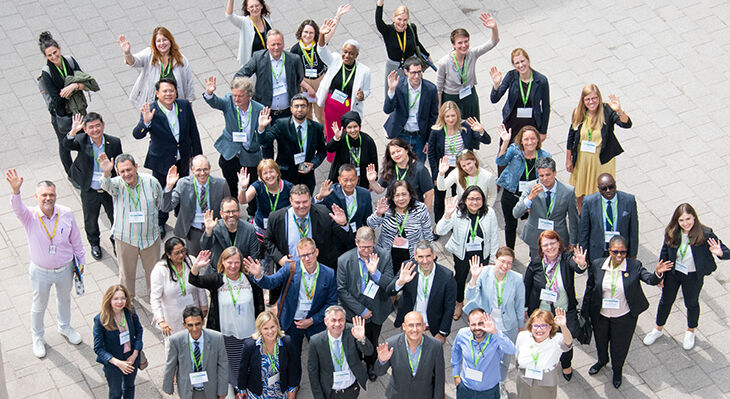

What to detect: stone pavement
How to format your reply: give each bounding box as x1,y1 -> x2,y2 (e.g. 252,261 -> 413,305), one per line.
1,0 -> 730,397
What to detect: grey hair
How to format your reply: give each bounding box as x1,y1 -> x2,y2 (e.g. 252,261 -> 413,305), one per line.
230,76 -> 254,97
415,240 -> 435,253
191,154 -> 210,168
36,180 -> 56,189
343,39 -> 360,52
535,157 -> 556,172
355,226 -> 375,243
266,29 -> 284,40
324,305 -> 346,319
114,153 -> 136,168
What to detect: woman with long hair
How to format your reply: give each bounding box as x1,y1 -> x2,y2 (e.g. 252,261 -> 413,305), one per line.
226,0 -> 273,66
367,138 -> 434,209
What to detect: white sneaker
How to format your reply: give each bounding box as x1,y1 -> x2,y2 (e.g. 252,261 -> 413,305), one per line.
683,331 -> 696,350
499,382 -> 508,399
32,337 -> 46,358
643,328 -> 664,345
58,326 -> 82,345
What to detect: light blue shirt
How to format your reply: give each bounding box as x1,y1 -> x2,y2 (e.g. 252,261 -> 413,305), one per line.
270,54 -> 289,110
294,263 -> 318,319
451,328 -> 515,391
90,137 -> 105,190
286,208 -> 311,262
405,82 -> 422,132
601,195 -> 618,231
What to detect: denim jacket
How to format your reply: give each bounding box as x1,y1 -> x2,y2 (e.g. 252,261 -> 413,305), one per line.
495,144 -> 551,193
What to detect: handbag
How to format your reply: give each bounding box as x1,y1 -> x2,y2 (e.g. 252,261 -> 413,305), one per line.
408,24 -> 437,71
138,350 -> 148,370
566,308 -> 592,345
270,261 -> 297,318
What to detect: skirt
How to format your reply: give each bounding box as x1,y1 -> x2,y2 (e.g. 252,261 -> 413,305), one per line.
324,93 -> 352,163
442,87 -> 480,121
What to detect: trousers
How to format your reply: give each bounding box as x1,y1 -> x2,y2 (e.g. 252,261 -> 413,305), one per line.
115,238 -> 161,299
29,261 -> 73,339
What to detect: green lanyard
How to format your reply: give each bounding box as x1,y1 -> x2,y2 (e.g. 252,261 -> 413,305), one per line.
117,313 -> 127,330
451,53 -> 467,84
470,333 -> 491,367
172,262 -> 187,295
678,236 -> 690,261
445,127 -> 457,155
409,88 -> 421,110
466,172 -> 479,188
328,338 -> 345,368
419,269 -> 432,298
193,179 -> 209,211
157,101 -> 179,130
395,165 -> 409,180
346,191 -> 357,223
271,52 -> 286,81
407,336 -> 424,374
125,183 -> 141,211
294,214 -> 311,238
468,216 -> 481,242
93,142 -> 105,169
523,157 -> 537,181
345,135 -> 362,166
160,59 -> 172,78
495,277 -> 505,306
396,210 -> 410,237
602,200 -> 615,231
359,258 -> 369,285
301,264 -> 320,300
188,336 -> 204,370
530,345 -> 540,367
609,261 -> 620,297
340,63 -> 357,91
265,181 -> 282,212
299,41 -> 315,68
545,192 -> 555,217
262,340 -> 279,373
541,260 -> 560,290
236,104 -> 252,132
584,118 -> 593,141
55,60 -> 68,78
226,273 -> 244,307
519,73 -> 533,106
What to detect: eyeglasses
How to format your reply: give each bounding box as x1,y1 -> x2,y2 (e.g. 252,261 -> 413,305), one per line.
299,252 -> 316,259
171,249 -> 187,256
599,184 -> 616,191
532,323 -> 549,330
610,250 -> 628,255
221,209 -> 239,215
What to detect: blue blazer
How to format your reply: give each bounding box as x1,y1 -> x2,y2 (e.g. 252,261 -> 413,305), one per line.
427,122 -> 491,174
238,336 -> 301,396
93,309 -> 143,366
204,93 -> 264,167
253,262 -> 337,334
132,99 -> 202,175
579,191 -> 639,262
490,69 -> 550,135
464,266 -> 524,332
318,184 -> 373,231
383,77 -> 439,141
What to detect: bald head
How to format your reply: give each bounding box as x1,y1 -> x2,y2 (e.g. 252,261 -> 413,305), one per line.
597,173 -> 616,200
191,155 -> 211,185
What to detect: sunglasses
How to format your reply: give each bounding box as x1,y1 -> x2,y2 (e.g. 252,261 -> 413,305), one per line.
599,184 -> 616,191
610,250 -> 628,255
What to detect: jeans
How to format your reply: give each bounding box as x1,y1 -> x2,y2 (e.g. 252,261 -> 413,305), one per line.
29,261 -> 73,339
396,132 -> 426,162
456,381 -> 499,399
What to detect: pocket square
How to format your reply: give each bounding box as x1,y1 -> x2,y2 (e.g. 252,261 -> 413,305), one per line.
622,210 -> 630,216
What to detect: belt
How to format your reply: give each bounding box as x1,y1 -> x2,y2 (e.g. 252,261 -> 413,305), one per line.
31,260 -> 72,273
332,382 -> 358,394
192,386 -> 204,392
96,189 -> 105,193
402,129 -> 420,136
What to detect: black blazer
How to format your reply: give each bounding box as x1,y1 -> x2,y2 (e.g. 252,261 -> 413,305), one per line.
582,258 -> 661,319
132,99 -> 203,175
264,204 -> 354,272
427,121 -> 491,174
238,336 -> 301,395
383,77 -> 439,141
579,191 -> 639,262
388,263 -> 457,337
318,184 -> 373,233
490,69 -> 550,134
200,219 -> 260,271
188,272 -> 264,332
567,105 -> 632,167
660,227 -> 730,277
308,328 -> 374,399
64,133 -> 123,190
259,118 -> 326,173
235,50 -> 304,107
524,251 -> 586,315
325,132 -> 379,188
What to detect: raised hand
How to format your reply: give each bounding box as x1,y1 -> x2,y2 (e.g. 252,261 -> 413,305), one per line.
444,196 -> 459,219
191,250 -> 211,274
237,167 -> 251,190
331,122 -> 343,141
203,209 -> 218,235
483,313 -> 497,334
97,153 -> 114,175
365,253 -> 380,275
396,260 -> 417,286
527,182 -> 544,200
141,103 -> 156,125
70,113 -> 84,135
165,165 -> 179,190
656,259 -> 673,275
376,342 -> 393,363
242,256 -> 263,279
336,4 -> 352,18
317,179 -> 335,200
479,12 -> 497,29
258,107 -> 272,131
465,117 -> 484,132
204,76 -> 216,95
319,18 -> 336,36
608,94 -> 622,112
356,88 -> 365,101
118,35 -> 131,54
708,237 -> 724,257
469,255 -> 484,284
376,0 -> 384,7
438,156 -> 450,176
375,196 -> 389,216
489,66 -> 503,89
571,245 -> 587,268
329,204 -> 348,226
554,307 -> 567,328
351,316 -> 366,341
5,169 -> 23,195
496,124 -> 511,142
366,163 -> 378,183
387,70 -> 399,92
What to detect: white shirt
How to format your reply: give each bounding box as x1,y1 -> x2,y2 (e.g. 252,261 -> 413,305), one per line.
188,332 -> 205,388
293,119 -> 308,154
159,102 -> 181,159
149,260 -> 208,335
192,179 -> 209,230
405,82 -> 422,132
217,274 -> 256,338
415,267 -> 435,327
270,54 -> 289,110
328,331 -> 356,389
344,190 -> 357,223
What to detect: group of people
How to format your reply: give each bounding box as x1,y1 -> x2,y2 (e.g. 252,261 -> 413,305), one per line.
22,1 -> 728,399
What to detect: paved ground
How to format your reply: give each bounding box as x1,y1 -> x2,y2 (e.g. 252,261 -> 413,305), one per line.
1,0 -> 730,397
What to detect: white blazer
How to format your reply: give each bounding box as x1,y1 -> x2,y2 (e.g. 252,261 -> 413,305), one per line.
226,13 -> 272,66
128,47 -> 196,109
316,44 -> 371,118
436,207 -> 500,261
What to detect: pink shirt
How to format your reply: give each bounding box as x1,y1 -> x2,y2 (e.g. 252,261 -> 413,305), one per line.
11,194 -> 85,268
600,258 -> 630,318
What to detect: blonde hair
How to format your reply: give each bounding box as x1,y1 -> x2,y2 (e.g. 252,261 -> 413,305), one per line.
99,285 -> 132,331
216,247 -> 245,274
393,5 -> 410,18
251,311 -> 285,340
432,101 -> 466,131
571,84 -> 605,131
256,159 -> 282,182
510,48 -> 530,65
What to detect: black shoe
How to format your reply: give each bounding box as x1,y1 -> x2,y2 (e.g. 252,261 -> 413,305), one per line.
588,362 -> 605,375
562,371 -> 573,381
433,233 -> 441,241
91,245 -> 102,260
109,235 -> 116,257
159,226 -> 167,239
367,364 -> 377,381
612,374 -> 622,389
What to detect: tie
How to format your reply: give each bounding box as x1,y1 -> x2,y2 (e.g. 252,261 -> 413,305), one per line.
297,125 -> 303,149
193,341 -> 202,372
200,185 -> 208,213
545,190 -> 552,214
298,217 -> 307,233
333,339 -> 342,371
605,200 -> 613,231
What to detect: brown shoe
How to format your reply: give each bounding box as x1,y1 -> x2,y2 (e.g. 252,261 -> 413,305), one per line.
453,302 -> 463,320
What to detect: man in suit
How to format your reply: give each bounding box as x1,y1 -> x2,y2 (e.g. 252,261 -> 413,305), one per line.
513,157 -> 579,259
245,238 -> 338,357
162,155 -> 231,256
163,306 -> 229,399
64,112 -> 122,259
579,173 -> 638,262
235,29 -> 304,158
257,94 -> 326,193
388,241 -> 457,344
132,78 -> 203,236
374,311 -> 445,399
315,164 -> 372,233
383,56 -> 439,162
308,305 -> 372,399
201,197 -> 259,273
337,226 -> 394,381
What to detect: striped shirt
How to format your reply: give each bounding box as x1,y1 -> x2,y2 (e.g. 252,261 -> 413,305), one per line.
101,173 -> 162,249
367,201 -> 433,258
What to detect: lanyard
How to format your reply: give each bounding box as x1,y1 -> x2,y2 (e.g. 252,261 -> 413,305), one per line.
396,29 -> 407,61
93,142 -> 105,169
55,60 -> 68,78
299,40 -> 316,68
236,104 -> 252,132
395,165 -> 409,180
38,209 -> 59,244
396,210 -> 409,236
530,345 -> 540,367
346,191 -> 357,222
251,16 -> 266,48
160,59 -> 172,78
545,191 -> 555,217
358,258 -> 370,286
193,179 -> 209,210
541,260 -> 560,290
265,181 -> 282,212
468,215 -> 481,241
340,63 -> 357,91
602,200 -> 615,230
523,157 -> 537,181
126,183 -> 141,210
172,263 -> 187,295
419,269 -> 432,298
328,337 -> 345,368
495,277 -> 504,306
451,53 -> 467,84
407,336 -> 424,374
409,88 -> 421,110
188,336 -> 204,370
271,52 -> 285,81
470,334 -> 491,367
293,214 -> 310,238
609,261 -> 620,297
262,340 -> 279,373
226,273 -> 244,307
157,101 -> 179,130
117,313 -> 127,330
584,118 -> 593,141
678,236 -> 690,261
345,135 -> 361,166
296,123 -> 307,152
466,172 -> 479,188
518,73 -> 533,106
301,264 -> 320,299
445,127 -> 458,155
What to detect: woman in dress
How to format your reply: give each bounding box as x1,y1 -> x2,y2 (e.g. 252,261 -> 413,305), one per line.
226,0 -> 272,66
238,159 -> 293,240
436,150 -> 497,207
326,111 -> 379,188
367,138 -> 434,209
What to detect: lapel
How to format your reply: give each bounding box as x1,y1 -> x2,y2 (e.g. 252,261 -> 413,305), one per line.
290,264 -> 302,302
425,266 -> 440,309
594,262 -> 607,297
202,330 -> 211,371
155,101 -> 176,140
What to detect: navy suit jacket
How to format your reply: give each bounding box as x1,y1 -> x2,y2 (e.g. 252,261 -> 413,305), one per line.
64,133 -> 123,190
252,262 -> 337,334
235,50 -> 304,107
258,117 -> 326,173
93,309 -> 143,366
132,99 -> 202,175
383,77 -> 439,141
426,122 -> 491,174
579,191 -> 639,262
490,69 -> 550,134
318,184 -> 372,232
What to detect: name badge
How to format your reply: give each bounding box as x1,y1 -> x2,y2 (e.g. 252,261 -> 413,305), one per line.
355,168 -> 361,176
539,288 -> 558,303
459,85 -> 472,99
49,245 -> 56,254
92,171 -> 104,182
273,82 -> 287,97
189,371 -> 209,385
305,68 -> 318,78
675,262 -> 689,275
331,89 -> 348,104
525,368 -> 543,380
464,367 -> 483,381
193,212 -> 205,225
349,222 -> 357,232
537,218 -> 554,231
516,107 -> 533,118
604,231 -> 620,243
602,298 -> 620,309
267,372 -> 280,387
333,370 -> 351,384
232,131 -> 248,143
263,218 -> 269,229
119,330 -> 130,345
519,179 -> 536,193
580,140 -> 597,153
448,155 -> 457,167
129,211 -> 145,224
363,280 -> 379,299
294,152 -> 306,165
466,238 -> 483,252
392,236 -> 408,249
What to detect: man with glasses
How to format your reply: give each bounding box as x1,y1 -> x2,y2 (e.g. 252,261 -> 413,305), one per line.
578,173 -> 638,262
383,56 -> 439,161
201,196 -> 259,273
315,164 -> 372,234
245,238 -> 337,357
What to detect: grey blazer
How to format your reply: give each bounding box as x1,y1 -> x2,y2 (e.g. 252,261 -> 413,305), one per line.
579,191 -> 638,262
373,333 -> 444,399
204,93 -> 265,167
162,329 -> 229,399
200,219 -> 260,269
308,327 -> 374,399
513,180 -> 579,250
162,176 -> 231,238
336,247 -> 394,325
234,50 -> 304,108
